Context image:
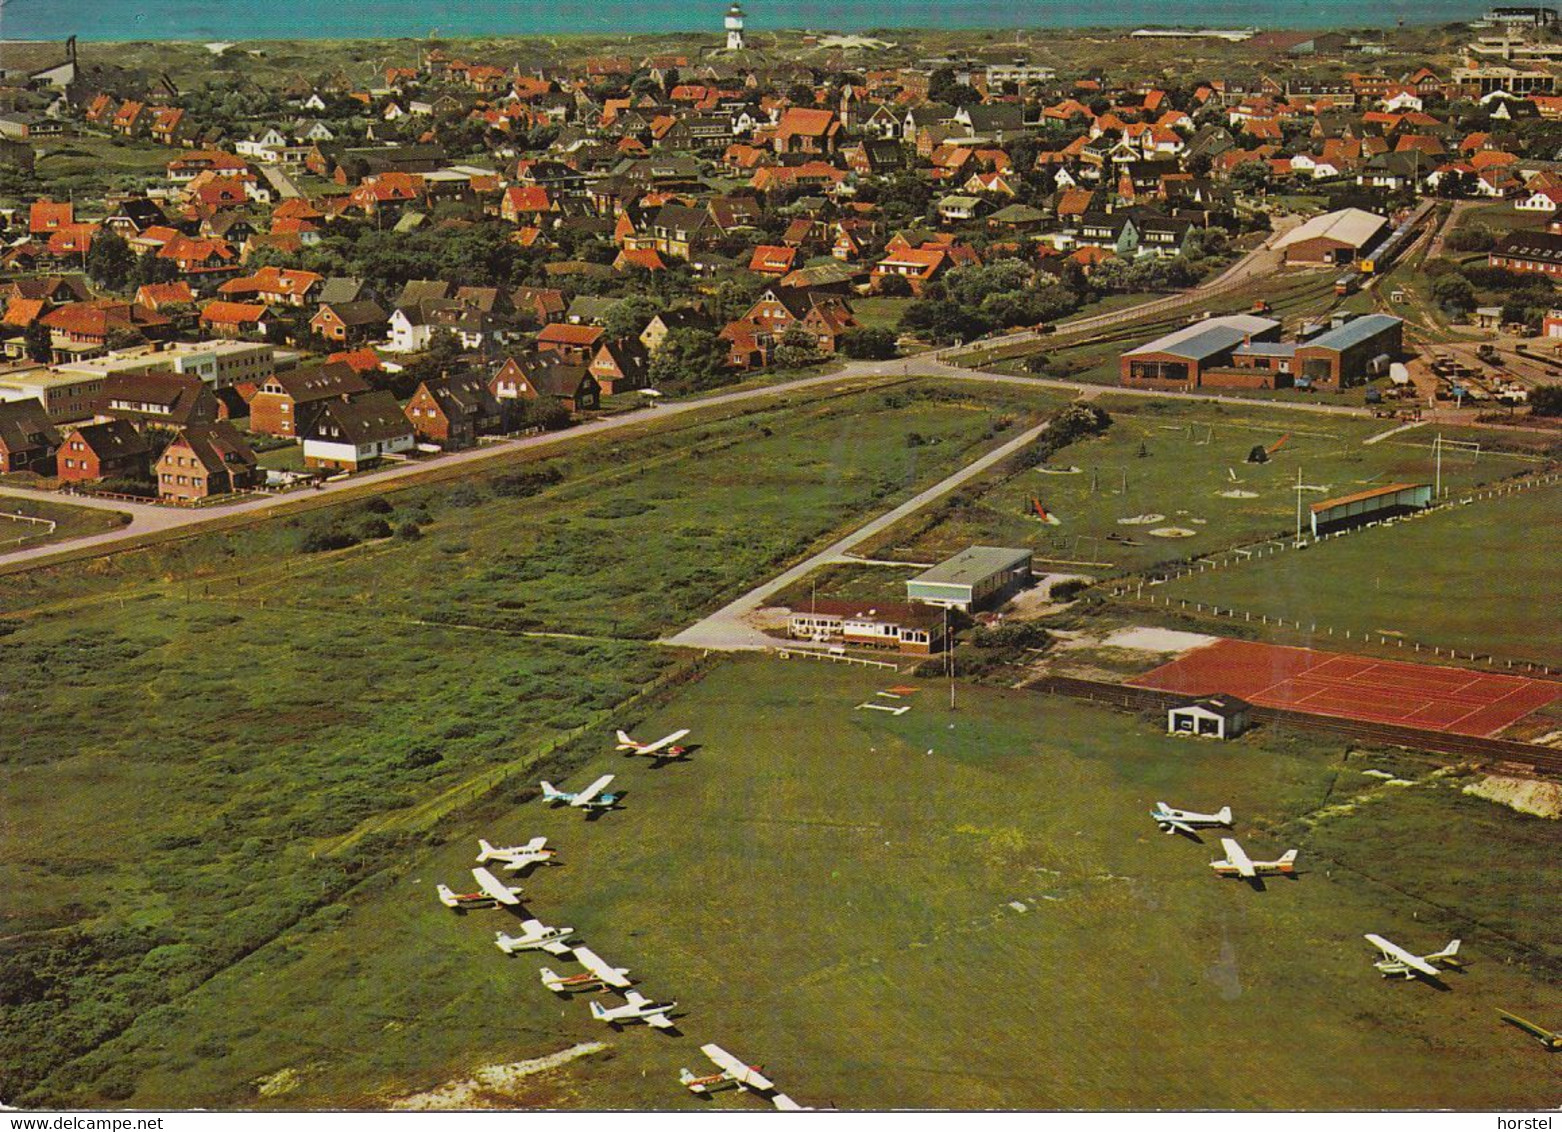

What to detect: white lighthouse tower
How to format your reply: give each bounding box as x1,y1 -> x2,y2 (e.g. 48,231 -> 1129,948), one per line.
725,2 -> 746,51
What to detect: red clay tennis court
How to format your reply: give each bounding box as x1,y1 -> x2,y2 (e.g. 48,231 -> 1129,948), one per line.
1128,638 -> 1560,738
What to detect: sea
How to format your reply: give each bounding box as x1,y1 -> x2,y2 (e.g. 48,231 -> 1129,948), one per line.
0,0 -> 1489,43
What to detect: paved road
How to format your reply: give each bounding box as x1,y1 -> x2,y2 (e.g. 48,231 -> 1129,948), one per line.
0,366 -> 908,568
662,414 -> 1061,651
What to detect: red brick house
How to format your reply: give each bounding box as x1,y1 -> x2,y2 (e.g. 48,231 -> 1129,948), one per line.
156,422 -> 259,502
246,361 -> 371,438
536,322 -> 605,364
199,300 -> 269,337
0,398 -> 60,473
588,338 -> 651,395
773,107 -> 841,154
95,371 -> 222,430
219,265 -> 325,307
41,301 -> 172,356
403,372 -> 505,448
55,420 -> 151,483
309,299 -> 388,345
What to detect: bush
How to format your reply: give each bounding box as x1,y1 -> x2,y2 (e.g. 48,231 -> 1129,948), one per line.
491,466 -> 563,498
360,495 -> 393,514
395,521 -> 423,541
1445,225 -> 1495,252
298,526 -> 359,553
357,517 -> 393,540
445,483 -> 486,508
838,327 -> 899,359
970,621 -> 1053,650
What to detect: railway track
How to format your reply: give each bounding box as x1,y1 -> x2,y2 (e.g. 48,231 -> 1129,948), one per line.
1029,674 -> 1562,778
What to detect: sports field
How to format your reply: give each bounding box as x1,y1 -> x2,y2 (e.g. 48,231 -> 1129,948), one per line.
1130,638 -> 1561,738
1155,480 -> 1562,667
41,659 -> 1561,1111
859,398 -> 1539,576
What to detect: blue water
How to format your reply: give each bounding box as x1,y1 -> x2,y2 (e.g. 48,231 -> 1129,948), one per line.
0,0 -> 1482,42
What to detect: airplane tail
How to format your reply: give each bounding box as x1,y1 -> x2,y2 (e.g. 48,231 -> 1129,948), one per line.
1433,939 -> 1461,960
436,884 -> 457,905
476,838 -> 496,862
1276,849 -> 1299,870
589,1000 -> 609,1020
540,782 -> 563,801
615,730 -> 637,750
1216,806 -> 1232,824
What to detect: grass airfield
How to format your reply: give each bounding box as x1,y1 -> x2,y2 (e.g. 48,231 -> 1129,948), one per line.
65,658 -> 1562,1111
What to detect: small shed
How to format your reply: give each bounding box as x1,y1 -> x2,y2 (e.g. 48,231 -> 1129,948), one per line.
1167,694 -> 1252,740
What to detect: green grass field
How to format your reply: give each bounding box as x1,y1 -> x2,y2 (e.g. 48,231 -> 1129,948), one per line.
0,379 -> 1072,1103
1156,480 -> 1562,667
859,398 -> 1539,577
35,659 -> 1560,1110
0,496 -> 130,549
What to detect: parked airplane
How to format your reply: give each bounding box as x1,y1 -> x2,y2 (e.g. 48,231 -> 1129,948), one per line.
1210,838 -> 1298,881
436,866 -> 523,909
615,728 -> 691,759
1365,934 -> 1462,980
539,946 -> 632,993
590,991 -> 676,1030
476,836 -> 557,872
539,774 -> 620,811
1151,802 -> 1232,836
494,919 -> 576,956
680,1044 -> 776,1095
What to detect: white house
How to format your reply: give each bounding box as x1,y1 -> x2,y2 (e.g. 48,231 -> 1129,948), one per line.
301,391 -> 416,471
385,306 -> 433,353
1167,695 -> 1252,740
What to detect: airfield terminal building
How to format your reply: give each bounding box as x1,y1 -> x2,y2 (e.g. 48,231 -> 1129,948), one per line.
906,546 -> 1033,613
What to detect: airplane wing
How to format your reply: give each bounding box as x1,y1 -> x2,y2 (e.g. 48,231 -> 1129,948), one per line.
572,774 -> 615,807
646,1011 -> 675,1030
645,728 -> 690,753
574,946 -> 631,988
472,866 -> 521,905
1365,934 -> 1438,976
524,836 -> 548,853
1221,838 -> 1256,877
703,1045 -> 774,1091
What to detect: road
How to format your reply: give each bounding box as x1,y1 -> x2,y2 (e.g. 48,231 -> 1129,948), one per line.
662,413 -> 1060,651
0,349 -> 1392,571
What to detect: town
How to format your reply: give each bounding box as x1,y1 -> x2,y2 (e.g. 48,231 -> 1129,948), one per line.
0,6 -> 1558,1116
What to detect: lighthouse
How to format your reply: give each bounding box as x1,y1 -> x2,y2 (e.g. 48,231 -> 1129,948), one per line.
725,2 -> 745,51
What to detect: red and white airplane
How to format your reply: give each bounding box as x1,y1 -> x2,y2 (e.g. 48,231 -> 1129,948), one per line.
616,728 -> 691,759
1210,838 -> 1298,881
436,866 -> 523,909
680,1044 -> 776,1095
1365,934 -> 1462,980
476,836 -> 556,872
539,945 -> 632,993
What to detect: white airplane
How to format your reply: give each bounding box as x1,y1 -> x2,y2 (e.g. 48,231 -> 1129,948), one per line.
539,774 -> 620,811
1365,934 -> 1462,980
1151,801 -> 1233,836
680,1043 -> 776,1095
494,919 -> 576,956
436,866 -> 523,909
590,990 -> 677,1030
539,945 -> 633,993
476,836 -> 556,872
615,728 -> 691,759
1210,838 -> 1298,881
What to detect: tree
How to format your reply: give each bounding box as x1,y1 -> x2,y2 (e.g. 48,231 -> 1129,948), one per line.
648,328 -> 729,392
85,230 -> 135,292
425,327 -> 463,370
927,67 -> 966,106
773,323 -> 820,370
1431,274 -> 1477,317
838,327 -> 899,360
1230,162 -> 1271,197
1530,384 -> 1562,416
875,273 -> 913,297
602,295 -> 659,341
23,321 -> 51,363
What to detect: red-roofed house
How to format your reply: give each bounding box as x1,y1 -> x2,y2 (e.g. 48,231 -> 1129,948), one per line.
773,108 -> 841,155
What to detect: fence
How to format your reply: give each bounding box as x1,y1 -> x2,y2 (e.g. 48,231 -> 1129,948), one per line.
1104,471 -> 1562,678
774,647 -> 901,671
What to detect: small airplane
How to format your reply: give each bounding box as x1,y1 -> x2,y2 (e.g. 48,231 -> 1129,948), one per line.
590,990 -> 677,1030
436,866 -> 523,909
539,945 -> 633,993
1365,934 -> 1462,980
476,836 -> 556,872
494,919 -> 576,956
615,728 -> 691,760
539,774 -> 621,811
1497,1009 -> 1562,1051
1210,838 -> 1298,882
680,1043 -> 776,1095
1151,801 -> 1233,836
